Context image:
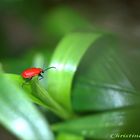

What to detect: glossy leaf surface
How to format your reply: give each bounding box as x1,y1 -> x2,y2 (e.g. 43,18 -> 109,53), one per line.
47,32 -> 101,113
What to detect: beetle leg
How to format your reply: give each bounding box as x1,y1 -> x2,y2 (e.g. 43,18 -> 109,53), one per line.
38,74 -> 44,80
22,77 -> 32,87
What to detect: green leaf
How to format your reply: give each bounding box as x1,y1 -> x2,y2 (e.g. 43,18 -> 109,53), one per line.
72,36 -> 140,112
4,74 -> 69,119
4,74 -> 70,119
47,32 -> 101,114
52,110 -> 130,139
4,74 -> 32,97
56,132 -> 84,140
30,77 -> 72,119
120,46 -> 140,91
0,73 -> 54,140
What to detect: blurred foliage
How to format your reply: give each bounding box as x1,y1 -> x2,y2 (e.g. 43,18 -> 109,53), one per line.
56,132 -> 84,140
42,6 -> 92,38
0,1 -> 140,140
0,73 -> 54,140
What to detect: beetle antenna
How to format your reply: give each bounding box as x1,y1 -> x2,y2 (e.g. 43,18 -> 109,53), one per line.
43,66 -> 56,72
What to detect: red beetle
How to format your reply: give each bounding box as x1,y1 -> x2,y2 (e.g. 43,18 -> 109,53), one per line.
21,66 -> 55,85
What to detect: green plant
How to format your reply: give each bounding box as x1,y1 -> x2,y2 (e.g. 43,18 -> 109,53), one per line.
0,5 -> 140,140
